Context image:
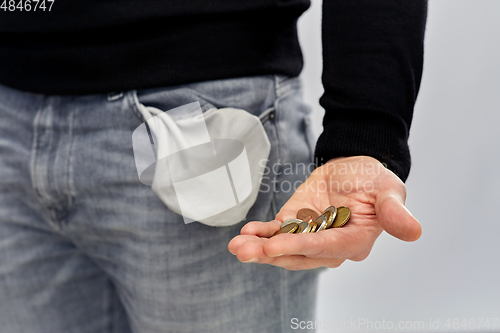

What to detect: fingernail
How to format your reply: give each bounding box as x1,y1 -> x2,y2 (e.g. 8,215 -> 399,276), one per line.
242,258 -> 259,263
268,253 -> 284,258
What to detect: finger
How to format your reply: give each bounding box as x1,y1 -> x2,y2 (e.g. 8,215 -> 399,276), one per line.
235,238 -> 346,270
269,256 -> 346,270
262,227 -> 376,260
376,191 -> 422,242
258,255 -> 346,271
228,234 -> 262,255
240,220 -> 282,237
234,237 -> 268,262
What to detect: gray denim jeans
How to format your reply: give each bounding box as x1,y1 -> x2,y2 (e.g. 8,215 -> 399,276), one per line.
0,75 -> 321,333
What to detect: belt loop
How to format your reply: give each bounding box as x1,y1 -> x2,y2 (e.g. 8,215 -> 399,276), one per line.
107,92 -> 124,101
274,75 -> 282,99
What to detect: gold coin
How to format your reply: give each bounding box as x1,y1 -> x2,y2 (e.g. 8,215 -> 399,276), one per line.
314,215 -> 328,232
332,206 -> 351,228
308,220 -> 317,233
299,215 -> 315,233
322,206 -> 337,228
273,222 -> 299,236
295,221 -> 311,233
297,208 -> 320,221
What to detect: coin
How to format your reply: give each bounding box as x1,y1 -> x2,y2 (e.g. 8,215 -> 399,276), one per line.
301,215 -> 314,224
331,206 -> 351,228
314,215 -> 328,232
303,215 -> 317,232
295,221 -> 312,233
281,218 -> 303,228
322,206 -> 337,228
273,222 -> 299,236
308,220 -> 317,232
274,206 -> 350,237
296,208 -> 320,221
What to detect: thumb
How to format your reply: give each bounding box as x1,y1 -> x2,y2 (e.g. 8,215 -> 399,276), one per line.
375,191 -> 422,242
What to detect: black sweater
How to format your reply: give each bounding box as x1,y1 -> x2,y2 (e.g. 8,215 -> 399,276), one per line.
0,0 -> 427,181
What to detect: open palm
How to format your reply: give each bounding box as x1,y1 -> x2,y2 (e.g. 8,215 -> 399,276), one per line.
228,156 -> 422,271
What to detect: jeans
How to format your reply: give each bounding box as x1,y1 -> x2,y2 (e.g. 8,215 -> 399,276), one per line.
0,75 -> 320,333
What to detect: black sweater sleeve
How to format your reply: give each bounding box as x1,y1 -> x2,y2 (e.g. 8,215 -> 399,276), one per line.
314,0 -> 428,182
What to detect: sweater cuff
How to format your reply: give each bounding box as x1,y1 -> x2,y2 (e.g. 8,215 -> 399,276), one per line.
313,107 -> 411,182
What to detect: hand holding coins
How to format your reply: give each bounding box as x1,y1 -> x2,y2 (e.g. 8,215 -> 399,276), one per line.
272,206 -> 351,237
229,156 -> 421,271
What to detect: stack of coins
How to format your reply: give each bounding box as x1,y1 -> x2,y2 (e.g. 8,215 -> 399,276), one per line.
272,206 -> 351,237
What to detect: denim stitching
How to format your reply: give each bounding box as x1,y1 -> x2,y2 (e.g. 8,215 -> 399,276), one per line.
280,268 -> 288,333
273,77 -> 284,168
65,106 -> 76,216
275,76 -> 301,101
29,102 -> 43,202
303,114 -> 316,164
29,97 -> 61,228
128,90 -> 147,122
106,278 -> 114,333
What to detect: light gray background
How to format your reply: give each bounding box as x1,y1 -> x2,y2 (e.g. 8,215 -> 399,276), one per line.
297,1 -> 500,332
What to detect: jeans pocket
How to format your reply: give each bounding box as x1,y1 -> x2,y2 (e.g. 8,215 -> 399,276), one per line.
128,76 -> 282,224
131,96 -> 278,226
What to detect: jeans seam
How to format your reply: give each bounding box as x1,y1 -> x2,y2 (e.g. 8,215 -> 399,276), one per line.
274,75 -> 301,100
30,102 -> 43,202
303,114 -> 316,164
29,98 -> 62,230
65,106 -> 76,216
107,279 -> 114,333
128,90 -> 147,122
280,268 -> 288,333
270,76 -> 284,221
273,78 -> 284,167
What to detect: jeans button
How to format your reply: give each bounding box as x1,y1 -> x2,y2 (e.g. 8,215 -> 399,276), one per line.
268,111 -> 275,121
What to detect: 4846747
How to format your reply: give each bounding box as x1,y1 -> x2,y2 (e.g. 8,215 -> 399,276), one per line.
1,0 -> 54,11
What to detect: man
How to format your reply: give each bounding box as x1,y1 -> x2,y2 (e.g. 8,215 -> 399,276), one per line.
0,1 -> 427,332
